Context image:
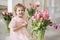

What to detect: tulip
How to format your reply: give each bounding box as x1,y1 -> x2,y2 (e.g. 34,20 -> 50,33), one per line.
29,2 -> 33,6
54,24 -> 58,30
29,2 -> 34,8
2,11 -> 5,15
32,16 -> 36,22
42,9 -> 46,13
35,2 -> 40,7
36,11 -> 40,20
49,22 -> 53,26
34,11 -> 40,20
42,9 -> 49,20
2,10 -> 7,15
34,11 -> 38,17
33,5 -> 37,9
6,12 -> 9,15
40,17 -> 44,22
36,13 -> 40,19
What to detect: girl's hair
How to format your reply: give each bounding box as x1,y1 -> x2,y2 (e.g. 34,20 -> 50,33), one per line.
14,3 -> 25,13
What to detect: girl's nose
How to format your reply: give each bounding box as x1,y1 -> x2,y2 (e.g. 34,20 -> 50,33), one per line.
20,11 -> 22,13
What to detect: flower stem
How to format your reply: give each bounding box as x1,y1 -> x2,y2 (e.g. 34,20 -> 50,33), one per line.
36,30 -> 45,40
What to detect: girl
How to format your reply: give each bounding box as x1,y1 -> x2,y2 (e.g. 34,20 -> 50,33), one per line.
9,3 -> 33,40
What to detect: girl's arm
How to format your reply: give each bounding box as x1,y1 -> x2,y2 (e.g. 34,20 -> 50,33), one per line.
13,21 -> 28,32
9,18 -> 27,32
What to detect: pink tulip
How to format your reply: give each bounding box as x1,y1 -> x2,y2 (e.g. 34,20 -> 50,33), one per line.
35,11 -> 40,16
36,11 -> 41,20
8,12 -> 12,14
36,13 -> 40,19
40,17 -> 44,21
29,2 -> 33,6
33,5 -> 37,9
35,2 -> 40,7
2,10 -> 9,15
42,9 -> 49,20
6,11 -> 12,15
32,16 -> 36,22
34,11 -> 44,21
34,11 -> 38,17
39,13 -> 43,18
2,10 -> 7,15
44,13 -> 49,20
42,9 -> 46,13
29,2 -> 34,8
2,11 -> 5,15
49,22 -> 53,26
6,12 -> 9,15
54,24 -> 58,30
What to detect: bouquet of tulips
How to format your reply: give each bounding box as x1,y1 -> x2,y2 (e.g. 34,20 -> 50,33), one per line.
2,10 -> 13,32
27,2 -> 40,17
27,2 -> 58,40
32,9 -> 58,40
31,9 -> 54,31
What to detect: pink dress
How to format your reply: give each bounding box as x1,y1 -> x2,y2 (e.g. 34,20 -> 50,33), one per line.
9,17 -> 33,40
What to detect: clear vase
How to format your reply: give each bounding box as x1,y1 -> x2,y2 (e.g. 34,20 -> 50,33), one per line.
36,30 -> 45,40
6,20 -> 10,33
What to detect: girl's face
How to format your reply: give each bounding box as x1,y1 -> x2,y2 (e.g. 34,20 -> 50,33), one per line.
16,7 -> 24,17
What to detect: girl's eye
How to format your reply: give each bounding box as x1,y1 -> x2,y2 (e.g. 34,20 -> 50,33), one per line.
18,10 -> 24,11
18,10 -> 20,11
21,10 -> 24,11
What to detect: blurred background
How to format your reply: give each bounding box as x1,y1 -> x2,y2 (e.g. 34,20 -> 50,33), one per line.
0,0 -> 60,40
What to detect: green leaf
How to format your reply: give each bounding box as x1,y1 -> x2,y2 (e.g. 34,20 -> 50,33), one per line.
43,20 -> 50,27
32,26 -> 40,31
37,22 -> 41,27
27,8 -> 36,17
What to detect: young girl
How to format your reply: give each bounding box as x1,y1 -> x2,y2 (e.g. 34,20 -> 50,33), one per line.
9,3 -> 33,40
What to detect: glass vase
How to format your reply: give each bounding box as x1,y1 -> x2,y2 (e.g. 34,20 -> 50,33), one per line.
36,30 -> 45,40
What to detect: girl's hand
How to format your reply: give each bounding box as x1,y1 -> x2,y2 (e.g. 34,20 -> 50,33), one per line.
22,21 -> 28,27
25,15 -> 30,21
13,21 -> 28,32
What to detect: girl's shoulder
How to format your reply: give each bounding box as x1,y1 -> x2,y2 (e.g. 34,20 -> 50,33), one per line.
11,16 -> 17,21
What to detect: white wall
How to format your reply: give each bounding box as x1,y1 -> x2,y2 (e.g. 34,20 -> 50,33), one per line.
55,0 -> 60,18
0,0 -> 7,6
46,0 -> 60,23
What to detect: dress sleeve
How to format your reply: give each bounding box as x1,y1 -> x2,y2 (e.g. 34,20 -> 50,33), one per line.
9,18 -> 16,29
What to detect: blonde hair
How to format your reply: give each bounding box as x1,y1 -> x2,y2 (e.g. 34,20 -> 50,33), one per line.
14,3 -> 25,15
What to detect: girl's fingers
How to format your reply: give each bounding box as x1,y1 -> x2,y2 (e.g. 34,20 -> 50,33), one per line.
25,15 -> 30,21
